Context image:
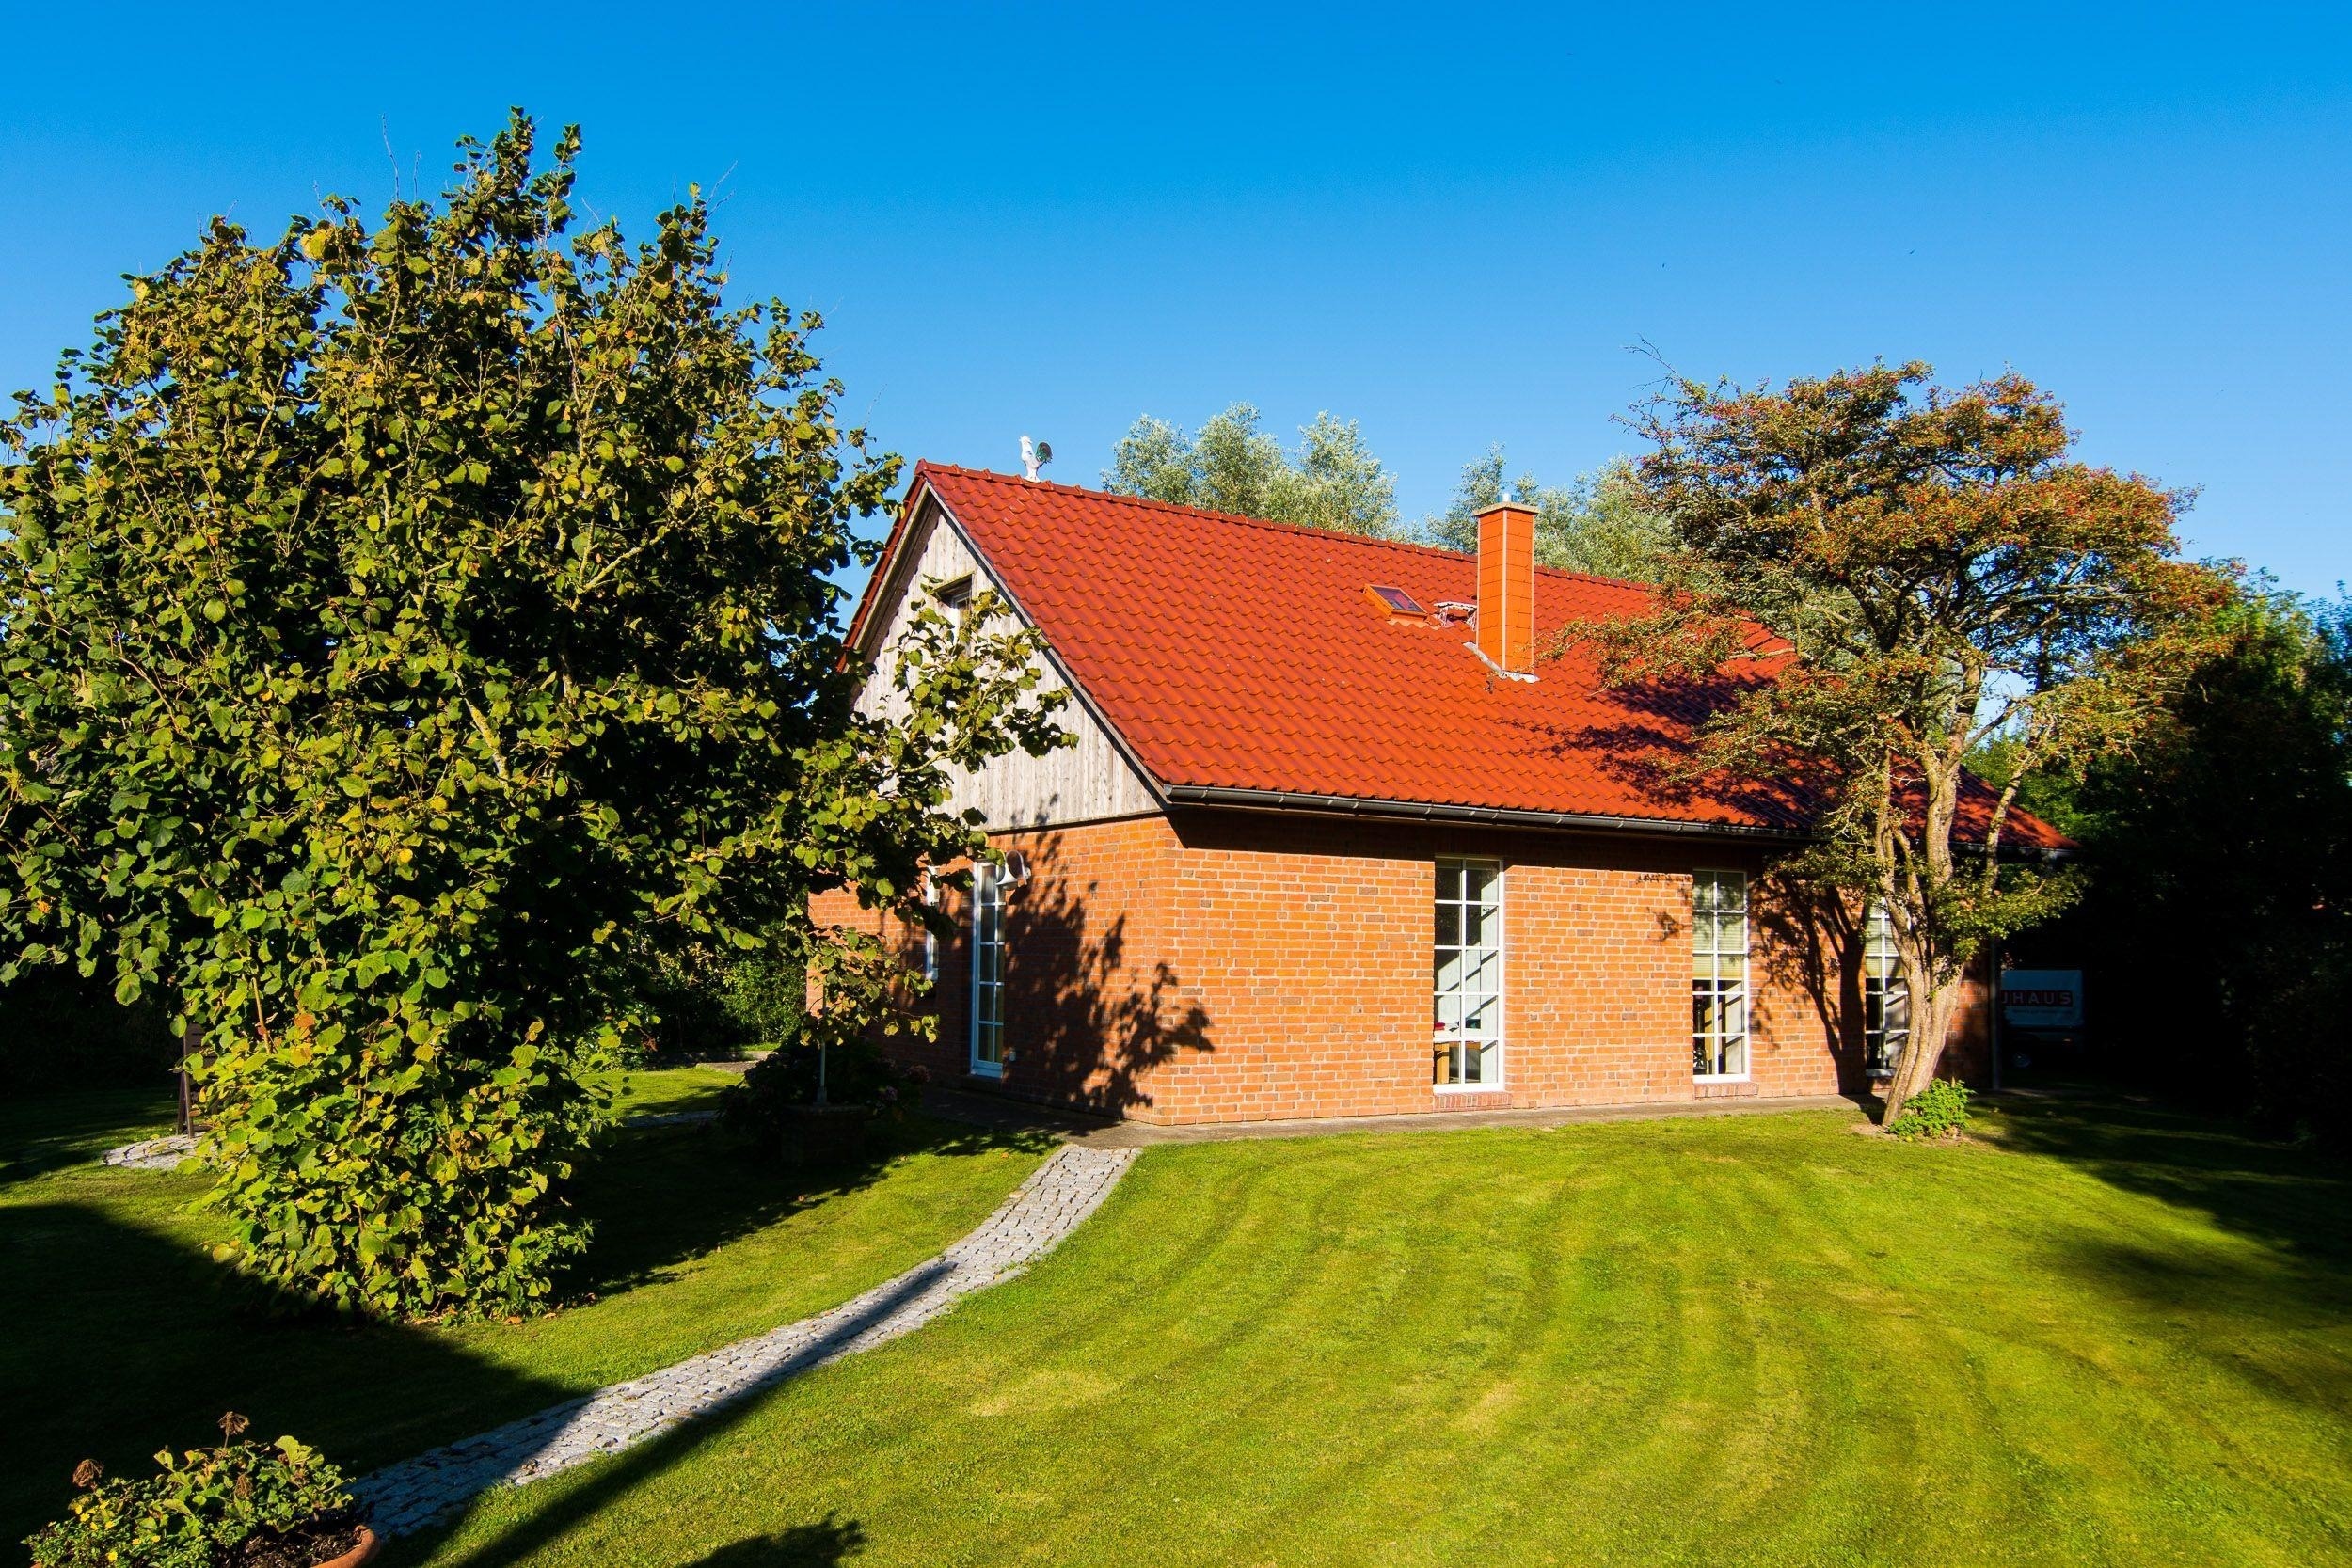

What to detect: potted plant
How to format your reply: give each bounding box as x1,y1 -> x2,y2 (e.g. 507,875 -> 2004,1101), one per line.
25,1415 -> 373,1568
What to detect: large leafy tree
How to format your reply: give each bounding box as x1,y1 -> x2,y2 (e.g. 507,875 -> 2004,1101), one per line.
1425,448 -> 1669,578
0,114 -> 1063,1316
2009,587 -> 2351,1143
1103,403 -> 1399,536
1583,363 -> 2229,1124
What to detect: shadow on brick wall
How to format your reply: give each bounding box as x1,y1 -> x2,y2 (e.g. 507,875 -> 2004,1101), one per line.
996,832 -> 1214,1118
1751,871 -> 1865,1078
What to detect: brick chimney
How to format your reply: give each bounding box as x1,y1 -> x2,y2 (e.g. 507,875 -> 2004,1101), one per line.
1475,496 -> 1537,675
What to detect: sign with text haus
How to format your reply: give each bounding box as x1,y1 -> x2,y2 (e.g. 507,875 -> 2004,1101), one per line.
2001,970 -> 2085,1030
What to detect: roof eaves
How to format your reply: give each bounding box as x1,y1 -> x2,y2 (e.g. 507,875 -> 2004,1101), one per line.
1159,783 -> 1812,844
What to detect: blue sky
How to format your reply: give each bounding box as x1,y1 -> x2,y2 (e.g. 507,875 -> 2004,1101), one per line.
5,4 -> 2346,596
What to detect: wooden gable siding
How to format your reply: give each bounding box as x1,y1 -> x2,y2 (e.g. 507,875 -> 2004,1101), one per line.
853,494 -> 1162,831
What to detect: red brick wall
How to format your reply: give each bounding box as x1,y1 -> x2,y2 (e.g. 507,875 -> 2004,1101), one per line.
811,809 -> 1995,1124
808,817 -> 1194,1116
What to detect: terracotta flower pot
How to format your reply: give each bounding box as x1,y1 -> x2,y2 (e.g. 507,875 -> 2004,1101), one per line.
317,1525 -> 381,1568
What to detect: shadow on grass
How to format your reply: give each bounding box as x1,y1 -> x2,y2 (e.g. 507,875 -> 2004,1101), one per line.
0,1085 -> 179,1184
1,1098 -> 1044,1549
687,1518 -> 866,1567
369,1253 -> 949,1546
1986,1091 -> 2352,1270
561,1113 -> 1054,1301
0,1199 -> 579,1549
1984,1091 -> 2352,1415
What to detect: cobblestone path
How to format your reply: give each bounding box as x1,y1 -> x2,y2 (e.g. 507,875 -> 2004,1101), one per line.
354,1144 -> 1135,1539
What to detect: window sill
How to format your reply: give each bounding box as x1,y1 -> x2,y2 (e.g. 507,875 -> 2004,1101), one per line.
967,1062 -> 1005,1081
1434,1081 -> 1505,1095
1692,1074 -> 1751,1085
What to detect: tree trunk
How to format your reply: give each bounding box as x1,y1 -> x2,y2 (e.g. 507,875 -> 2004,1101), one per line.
1880,972 -> 1966,1125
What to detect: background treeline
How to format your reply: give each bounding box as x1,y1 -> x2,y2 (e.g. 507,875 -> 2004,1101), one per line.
1101,403 -> 1666,578
2001,586 -> 2352,1145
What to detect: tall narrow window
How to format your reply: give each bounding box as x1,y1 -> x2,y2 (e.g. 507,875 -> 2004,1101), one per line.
920,877 -> 939,985
1863,903 -> 1910,1073
969,863 -> 1004,1076
1692,871 -> 1750,1079
1434,858 -> 1503,1087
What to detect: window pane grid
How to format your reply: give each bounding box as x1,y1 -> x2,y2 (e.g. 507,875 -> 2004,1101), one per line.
1692,871 -> 1750,1078
1434,859 -> 1502,1087
1863,903 -> 1909,1071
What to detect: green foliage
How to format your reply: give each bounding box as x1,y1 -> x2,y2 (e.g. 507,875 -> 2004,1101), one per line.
1424,450 -> 1670,579
24,1421 -> 351,1568
720,1032 -> 925,1153
0,113 -> 1066,1317
1104,409 -> 1664,574
620,944 -> 751,1066
718,924 -> 807,1050
2026,587 -> 2352,1145
1886,1077 -> 1972,1139
1583,362 -> 2233,1120
1103,404 -> 1399,536
618,921 -> 807,1066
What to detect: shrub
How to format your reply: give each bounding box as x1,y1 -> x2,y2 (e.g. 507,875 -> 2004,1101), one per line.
719,930 -> 806,1051
1887,1077 -> 1973,1140
719,1028 -> 927,1155
625,944 -> 754,1067
24,1416 -> 355,1568
617,928 -> 805,1069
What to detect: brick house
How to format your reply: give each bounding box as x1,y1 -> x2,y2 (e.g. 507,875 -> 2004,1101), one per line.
811,463 -> 2061,1125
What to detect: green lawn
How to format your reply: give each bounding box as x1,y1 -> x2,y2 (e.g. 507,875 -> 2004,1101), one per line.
0,1070 -> 1050,1548
393,1095 -> 2351,1568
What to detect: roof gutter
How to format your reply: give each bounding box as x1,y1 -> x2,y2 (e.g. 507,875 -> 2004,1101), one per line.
1161,784 -> 2073,861
1159,783 -> 1811,844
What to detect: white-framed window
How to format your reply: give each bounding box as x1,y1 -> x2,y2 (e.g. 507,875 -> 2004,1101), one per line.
1692,870 -> 1750,1080
1863,902 -> 1910,1073
1433,858 -> 1503,1088
969,863 -> 1004,1077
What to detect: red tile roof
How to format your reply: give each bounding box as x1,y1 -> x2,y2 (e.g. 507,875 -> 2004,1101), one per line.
863,463 -> 2066,849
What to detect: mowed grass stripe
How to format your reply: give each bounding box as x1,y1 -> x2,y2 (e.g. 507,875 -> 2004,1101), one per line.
403,1097 -> 2352,1568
